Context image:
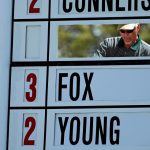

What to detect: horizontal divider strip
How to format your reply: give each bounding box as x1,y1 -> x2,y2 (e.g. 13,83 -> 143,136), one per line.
9,105 -> 150,110
13,16 -> 150,22
11,60 -> 150,67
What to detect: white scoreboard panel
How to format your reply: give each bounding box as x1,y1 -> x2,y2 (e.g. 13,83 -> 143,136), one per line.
7,0 -> 150,150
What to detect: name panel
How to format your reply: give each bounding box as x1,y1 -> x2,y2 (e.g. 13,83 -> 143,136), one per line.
48,65 -> 150,106
51,0 -> 150,18
46,108 -> 150,150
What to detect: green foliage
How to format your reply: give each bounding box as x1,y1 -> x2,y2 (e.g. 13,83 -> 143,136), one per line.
58,25 -> 97,57
140,24 -> 150,43
100,24 -> 119,38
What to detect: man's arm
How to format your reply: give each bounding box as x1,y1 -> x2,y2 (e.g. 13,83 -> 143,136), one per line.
95,39 -> 109,57
95,37 -> 117,57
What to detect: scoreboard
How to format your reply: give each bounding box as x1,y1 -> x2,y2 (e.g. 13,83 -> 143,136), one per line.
7,0 -> 150,150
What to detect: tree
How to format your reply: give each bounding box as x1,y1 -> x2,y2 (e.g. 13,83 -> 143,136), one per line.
58,25 -> 98,57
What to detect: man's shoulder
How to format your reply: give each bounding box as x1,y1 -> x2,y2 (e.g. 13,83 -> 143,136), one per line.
140,40 -> 150,56
104,36 -> 121,42
102,36 -> 121,47
141,40 -> 150,48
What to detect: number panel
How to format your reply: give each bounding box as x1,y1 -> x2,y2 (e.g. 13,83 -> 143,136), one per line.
8,110 -> 45,150
13,22 -> 48,62
14,0 -> 49,19
10,67 -> 47,107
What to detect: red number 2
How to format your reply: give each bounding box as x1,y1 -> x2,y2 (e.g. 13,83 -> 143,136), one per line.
29,0 -> 40,13
24,117 -> 36,145
26,73 -> 37,102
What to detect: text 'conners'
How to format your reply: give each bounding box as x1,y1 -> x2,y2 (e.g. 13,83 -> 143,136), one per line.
60,0 -> 150,14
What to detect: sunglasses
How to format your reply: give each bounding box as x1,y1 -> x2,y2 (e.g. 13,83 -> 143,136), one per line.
120,29 -> 135,33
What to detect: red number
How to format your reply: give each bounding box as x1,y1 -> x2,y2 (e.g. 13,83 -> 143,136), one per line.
29,0 -> 40,13
26,73 -> 37,102
24,117 -> 36,145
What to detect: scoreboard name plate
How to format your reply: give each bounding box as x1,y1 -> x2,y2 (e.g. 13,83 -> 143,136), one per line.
7,0 -> 150,150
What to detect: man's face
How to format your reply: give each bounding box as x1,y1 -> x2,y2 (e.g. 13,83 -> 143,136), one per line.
119,25 -> 140,48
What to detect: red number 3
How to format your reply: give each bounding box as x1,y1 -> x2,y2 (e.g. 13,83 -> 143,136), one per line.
26,73 -> 37,102
24,117 -> 36,145
29,0 -> 40,13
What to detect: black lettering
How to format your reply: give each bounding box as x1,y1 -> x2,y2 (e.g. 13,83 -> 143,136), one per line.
134,0 -> 138,10
82,117 -> 93,145
110,116 -> 120,145
75,0 -> 85,12
141,0 -> 150,11
69,117 -> 80,145
70,73 -> 80,101
102,0 -> 113,11
58,73 -> 68,101
63,0 -> 72,13
116,0 -> 125,11
82,73 -> 94,100
128,0 -> 138,11
95,117 -> 107,144
88,0 -> 99,12
128,0 -> 132,11
58,117 -> 69,145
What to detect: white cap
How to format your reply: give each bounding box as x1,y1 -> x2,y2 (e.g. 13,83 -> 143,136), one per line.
119,24 -> 138,30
